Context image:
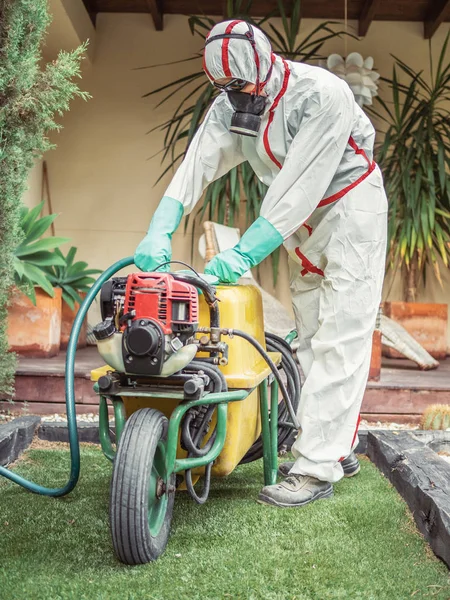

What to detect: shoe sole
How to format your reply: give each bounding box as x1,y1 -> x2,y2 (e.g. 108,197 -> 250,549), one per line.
257,487 -> 333,508
343,463 -> 361,478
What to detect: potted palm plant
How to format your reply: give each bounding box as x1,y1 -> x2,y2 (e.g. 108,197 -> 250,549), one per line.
8,202 -> 69,357
43,247 -> 101,349
371,33 -> 450,359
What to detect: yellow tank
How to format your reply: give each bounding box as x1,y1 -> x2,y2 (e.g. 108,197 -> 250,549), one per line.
91,284 -> 279,478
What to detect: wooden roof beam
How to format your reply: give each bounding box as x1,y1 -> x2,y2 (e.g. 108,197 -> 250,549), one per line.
359,0 -> 382,37
424,0 -> 450,39
146,0 -> 164,31
82,0 -> 97,26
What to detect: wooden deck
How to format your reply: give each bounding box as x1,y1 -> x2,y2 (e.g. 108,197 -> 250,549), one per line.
1,348 -> 449,422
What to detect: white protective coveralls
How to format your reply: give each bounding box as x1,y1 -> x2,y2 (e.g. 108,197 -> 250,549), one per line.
163,20 -> 388,483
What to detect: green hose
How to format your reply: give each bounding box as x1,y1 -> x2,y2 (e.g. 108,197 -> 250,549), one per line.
0,257 -> 134,496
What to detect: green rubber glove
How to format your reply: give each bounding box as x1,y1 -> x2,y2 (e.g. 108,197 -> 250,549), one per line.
134,196 -> 184,272
205,217 -> 283,284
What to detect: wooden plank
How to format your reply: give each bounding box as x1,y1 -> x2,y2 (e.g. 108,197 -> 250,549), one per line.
87,0 -> 432,21
15,346 -> 104,378
361,413 -> 421,424
16,351 -> 450,390
8,376 -> 97,404
359,0 -> 382,36
424,0 -> 450,38
367,431 -> 450,568
362,387 -> 450,414
369,329 -> 382,381
368,357 -> 450,391
362,388 -> 412,413
0,401 -> 101,415
145,0 -> 164,30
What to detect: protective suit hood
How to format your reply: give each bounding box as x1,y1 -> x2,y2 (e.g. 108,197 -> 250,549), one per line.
203,20 -> 279,96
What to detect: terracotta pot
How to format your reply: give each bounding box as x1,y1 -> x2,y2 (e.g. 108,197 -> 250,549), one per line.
8,287 -> 62,358
60,292 -> 87,350
383,301 -> 448,360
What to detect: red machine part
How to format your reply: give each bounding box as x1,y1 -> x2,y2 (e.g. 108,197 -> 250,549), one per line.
123,273 -> 199,335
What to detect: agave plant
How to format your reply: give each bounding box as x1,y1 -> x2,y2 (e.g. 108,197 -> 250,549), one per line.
13,201 -> 69,304
141,0 -> 351,282
43,247 -> 102,310
370,32 -> 450,302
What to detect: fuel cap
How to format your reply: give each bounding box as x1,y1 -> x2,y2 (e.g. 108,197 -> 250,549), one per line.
93,318 -> 115,340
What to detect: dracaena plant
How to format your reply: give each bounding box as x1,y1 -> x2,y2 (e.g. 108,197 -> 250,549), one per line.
43,247 -> 102,310
370,32 -> 450,302
13,201 -> 69,305
140,0 -> 352,282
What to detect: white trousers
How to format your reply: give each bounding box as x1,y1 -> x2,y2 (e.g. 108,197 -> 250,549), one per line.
285,166 -> 388,483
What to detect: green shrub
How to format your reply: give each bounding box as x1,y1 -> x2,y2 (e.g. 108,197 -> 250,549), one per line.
0,0 -> 89,395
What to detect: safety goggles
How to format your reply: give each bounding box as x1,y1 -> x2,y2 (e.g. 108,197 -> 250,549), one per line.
213,78 -> 249,92
205,22 -> 273,94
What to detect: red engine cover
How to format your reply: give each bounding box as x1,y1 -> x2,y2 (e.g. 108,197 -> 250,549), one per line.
123,273 -> 198,334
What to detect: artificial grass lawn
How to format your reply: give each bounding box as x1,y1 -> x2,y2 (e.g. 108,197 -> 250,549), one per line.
0,445 -> 449,600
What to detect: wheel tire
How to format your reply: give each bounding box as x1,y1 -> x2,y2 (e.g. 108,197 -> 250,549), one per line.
110,408 -> 175,565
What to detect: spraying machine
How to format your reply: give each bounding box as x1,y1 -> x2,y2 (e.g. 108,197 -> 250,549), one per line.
0,258 -> 301,565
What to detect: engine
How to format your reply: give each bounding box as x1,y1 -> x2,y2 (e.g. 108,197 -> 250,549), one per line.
93,273 -> 199,377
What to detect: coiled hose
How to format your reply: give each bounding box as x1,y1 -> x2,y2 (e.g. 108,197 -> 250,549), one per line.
231,330 -> 300,430
182,361 -> 226,504
239,331 -> 301,465
0,256 -> 134,496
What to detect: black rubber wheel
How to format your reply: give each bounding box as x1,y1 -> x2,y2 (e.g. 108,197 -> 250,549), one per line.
110,408 -> 175,565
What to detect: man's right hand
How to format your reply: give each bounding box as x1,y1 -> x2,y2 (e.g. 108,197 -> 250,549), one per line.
133,196 -> 184,272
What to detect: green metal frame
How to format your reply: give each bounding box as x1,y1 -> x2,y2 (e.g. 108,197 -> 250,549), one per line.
98,382 -> 280,486
99,395 -> 126,462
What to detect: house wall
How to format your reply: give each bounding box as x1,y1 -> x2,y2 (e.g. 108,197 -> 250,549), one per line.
29,13 -> 450,337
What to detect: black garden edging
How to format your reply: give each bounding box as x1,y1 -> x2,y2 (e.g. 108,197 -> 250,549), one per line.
368,430 -> 450,568
0,416 -> 41,466
1,418 -> 367,467
0,421 -> 370,468
38,421 -> 115,444
0,418 -> 116,466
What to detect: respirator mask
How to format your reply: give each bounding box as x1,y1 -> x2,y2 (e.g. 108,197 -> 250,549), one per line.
205,23 -> 272,138
227,91 -> 267,137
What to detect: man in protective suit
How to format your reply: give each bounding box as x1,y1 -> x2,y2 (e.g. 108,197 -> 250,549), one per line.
135,20 -> 387,508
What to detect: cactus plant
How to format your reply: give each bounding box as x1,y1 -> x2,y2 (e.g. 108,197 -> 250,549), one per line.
420,404 -> 450,430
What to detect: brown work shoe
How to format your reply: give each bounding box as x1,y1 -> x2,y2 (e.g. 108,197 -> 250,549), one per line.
257,474 -> 333,508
